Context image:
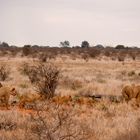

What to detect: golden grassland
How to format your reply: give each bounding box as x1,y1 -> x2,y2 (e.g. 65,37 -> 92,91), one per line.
0,55 -> 140,140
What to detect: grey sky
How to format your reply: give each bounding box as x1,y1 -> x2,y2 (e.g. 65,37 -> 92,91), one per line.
0,0 -> 140,47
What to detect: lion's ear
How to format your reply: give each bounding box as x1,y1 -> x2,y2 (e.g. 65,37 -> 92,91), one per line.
11,87 -> 15,92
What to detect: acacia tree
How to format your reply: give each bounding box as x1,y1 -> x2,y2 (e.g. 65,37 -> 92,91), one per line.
60,40 -> 70,47
81,41 -> 89,48
0,42 -> 9,48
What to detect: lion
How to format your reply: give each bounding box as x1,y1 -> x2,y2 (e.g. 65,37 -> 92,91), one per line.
51,95 -> 72,105
122,84 -> 140,102
133,85 -> 140,106
18,93 -> 45,108
122,85 -> 134,101
0,86 -> 17,109
73,96 -> 95,106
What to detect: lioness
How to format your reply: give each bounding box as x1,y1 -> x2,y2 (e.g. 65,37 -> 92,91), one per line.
51,95 -> 72,105
18,93 -> 44,108
122,84 -> 140,102
0,86 -> 17,109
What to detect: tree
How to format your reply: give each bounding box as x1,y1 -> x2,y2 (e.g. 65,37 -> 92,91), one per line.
115,45 -> 125,49
81,41 -> 89,48
0,42 -> 9,48
94,44 -> 104,49
60,40 -> 70,47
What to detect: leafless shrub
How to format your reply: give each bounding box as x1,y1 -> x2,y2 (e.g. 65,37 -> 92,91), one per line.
27,63 -> 60,99
0,121 -> 17,131
81,53 -> 89,62
29,103 -> 95,140
70,53 -> 77,60
128,71 -> 136,77
121,70 -> 127,76
129,52 -> 137,60
22,45 -> 31,56
118,55 -> 125,62
87,48 -> 101,59
104,50 -> 111,57
115,118 -> 140,140
0,64 -> 10,81
39,52 -> 56,63
78,88 -> 94,97
19,62 -> 30,75
60,76 -> 83,90
39,54 -> 48,62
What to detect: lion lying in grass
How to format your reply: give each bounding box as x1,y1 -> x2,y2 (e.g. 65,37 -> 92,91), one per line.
51,95 -> 72,105
51,95 -> 95,106
18,93 -> 45,108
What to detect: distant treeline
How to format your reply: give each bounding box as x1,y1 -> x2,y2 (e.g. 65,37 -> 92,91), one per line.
0,41 -> 139,61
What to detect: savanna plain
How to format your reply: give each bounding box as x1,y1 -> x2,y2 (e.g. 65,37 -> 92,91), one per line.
0,46 -> 140,140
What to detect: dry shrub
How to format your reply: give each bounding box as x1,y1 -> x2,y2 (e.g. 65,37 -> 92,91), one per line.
88,48 -> 101,58
39,54 -> 48,62
29,104 -> 95,140
81,53 -> 89,62
0,64 -> 10,81
129,52 -> 137,60
128,71 -> 136,77
27,62 -> 60,99
118,55 -> 125,62
0,121 -> 17,131
19,62 -> 30,75
39,52 -> 56,62
60,76 -> 83,90
115,118 -> 140,140
0,105 -> 97,140
22,45 -> 31,56
109,95 -> 123,103
78,88 -> 94,97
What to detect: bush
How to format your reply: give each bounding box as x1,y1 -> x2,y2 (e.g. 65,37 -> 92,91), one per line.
81,53 -> 89,62
128,71 -> 135,77
39,54 -> 48,62
115,45 -> 125,49
129,52 -> 136,60
0,64 -> 10,81
27,63 -> 60,99
88,48 -> 101,58
60,76 -> 83,90
81,41 -> 89,48
22,45 -> 31,56
19,62 -> 30,75
118,55 -> 125,62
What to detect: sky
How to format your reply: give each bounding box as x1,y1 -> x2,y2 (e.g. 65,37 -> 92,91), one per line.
0,0 -> 140,47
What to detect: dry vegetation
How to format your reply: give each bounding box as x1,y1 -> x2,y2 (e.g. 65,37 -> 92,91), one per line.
0,45 -> 140,140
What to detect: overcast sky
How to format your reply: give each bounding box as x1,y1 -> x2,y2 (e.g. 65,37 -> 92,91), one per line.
0,0 -> 140,47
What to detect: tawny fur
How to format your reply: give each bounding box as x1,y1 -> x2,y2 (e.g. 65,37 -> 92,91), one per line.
74,97 -> 95,106
18,93 -> 44,108
51,95 -> 72,105
51,95 -> 95,106
122,84 -> 140,102
0,86 -> 17,109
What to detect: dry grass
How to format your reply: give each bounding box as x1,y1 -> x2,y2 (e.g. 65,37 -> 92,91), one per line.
0,55 -> 140,140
